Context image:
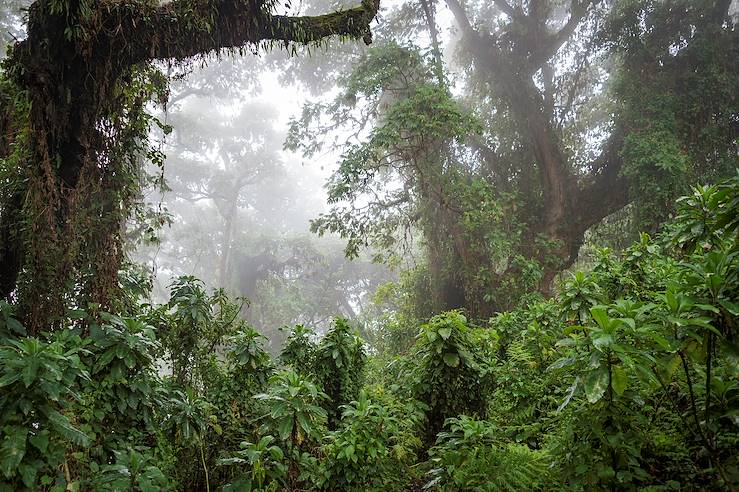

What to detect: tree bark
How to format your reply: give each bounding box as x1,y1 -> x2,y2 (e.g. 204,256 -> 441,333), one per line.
217,196 -> 238,288
0,0 -> 380,333
445,0 -> 630,296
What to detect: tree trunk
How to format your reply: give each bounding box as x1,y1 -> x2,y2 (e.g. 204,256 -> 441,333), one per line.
445,0 -> 631,299
0,0 -> 380,334
218,198 -> 238,288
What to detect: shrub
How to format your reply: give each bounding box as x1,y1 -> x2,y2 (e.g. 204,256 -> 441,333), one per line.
410,311 -> 493,444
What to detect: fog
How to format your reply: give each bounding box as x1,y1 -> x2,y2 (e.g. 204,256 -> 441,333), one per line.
1,1 -> 737,488
122,0 -> 457,349
128,7 -> 409,349
132,60 -> 395,349
2,0 -> 736,349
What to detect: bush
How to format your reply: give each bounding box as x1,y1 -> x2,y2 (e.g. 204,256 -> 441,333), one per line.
410,311 -> 494,444
425,416 -> 551,491
317,389 -> 423,491
311,318 -> 366,429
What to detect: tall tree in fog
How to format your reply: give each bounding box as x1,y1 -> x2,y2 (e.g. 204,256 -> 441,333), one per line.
445,0 -> 736,280
294,0 -> 737,316
144,58 -> 393,342
0,0 -> 380,333
164,101 -> 285,286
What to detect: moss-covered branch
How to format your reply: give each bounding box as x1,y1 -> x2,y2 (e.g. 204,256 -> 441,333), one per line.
125,0 -> 380,63
0,0 -> 380,332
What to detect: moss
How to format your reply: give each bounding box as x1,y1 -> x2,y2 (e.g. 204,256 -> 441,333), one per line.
0,0 -> 379,332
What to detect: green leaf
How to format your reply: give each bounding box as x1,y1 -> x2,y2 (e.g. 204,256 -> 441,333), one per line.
442,352 -> 460,367
0,373 -> 20,388
657,353 -> 682,380
18,463 -> 36,488
217,457 -> 246,466
557,377 -> 579,413
46,410 -> 90,447
592,334 -> 615,351
296,412 -> 312,436
22,359 -> 40,388
718,299 -> 739,316
584,367 -> 609,403
29,433 -> 49,453
0,427 -> 27,478
277,419 -> 293,441
547,357 -> 575,371
555,337 -> 577,347
590,307 -> 610,329
611,366 -> 628,396
438,327 -> 452,340
646,331 -> 674,351
269,446 -> 284,461
6,318 -> 26,336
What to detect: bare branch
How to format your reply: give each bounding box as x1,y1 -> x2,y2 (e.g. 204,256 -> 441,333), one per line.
573,127 -> 629,233
492,0 -> 517,18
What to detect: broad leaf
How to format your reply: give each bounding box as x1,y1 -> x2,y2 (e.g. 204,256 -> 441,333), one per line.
593,334 -> 615,351
0,427 -> 27,478
590,307 -> 610,329
0,373 -> 20,388
46,410 -> 90,447
442,353 -> 460,367
29,433 -> 49,453
277,418 -> 293,441
611,366 -> 628,396
547,357 -> 576,371
557,377 -> 579,413
584,367 -> 609,403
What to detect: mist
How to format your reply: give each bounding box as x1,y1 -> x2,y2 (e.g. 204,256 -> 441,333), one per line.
1,0 -> 737,490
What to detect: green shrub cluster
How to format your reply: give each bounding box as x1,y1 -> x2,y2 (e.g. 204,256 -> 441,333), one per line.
0,174 -> 737,490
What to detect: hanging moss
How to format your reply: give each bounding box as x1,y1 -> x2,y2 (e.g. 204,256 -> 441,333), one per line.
0,0 -> 380,333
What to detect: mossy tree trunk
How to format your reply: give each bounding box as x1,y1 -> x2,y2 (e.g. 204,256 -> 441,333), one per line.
0,0 -> 379,334
444,0 -> 734,299
444,0 -> 631,297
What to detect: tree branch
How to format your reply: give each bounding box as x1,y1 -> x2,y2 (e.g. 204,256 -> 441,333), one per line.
530,0 -> 593,67
572,128 -> 629,233
492,0 -> 517,18
445,0 -> 474,35
121,0 -> 381,64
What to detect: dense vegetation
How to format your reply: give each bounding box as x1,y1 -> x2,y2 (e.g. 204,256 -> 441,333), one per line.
0,0 -> 737,490
0,174 -> 736,490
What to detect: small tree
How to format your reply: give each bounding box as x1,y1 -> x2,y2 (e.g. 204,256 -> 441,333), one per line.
312,318 -> 367,429
410,311 -> 493,444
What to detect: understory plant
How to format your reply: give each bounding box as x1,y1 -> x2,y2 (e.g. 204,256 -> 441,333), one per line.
0,176 -> 736,490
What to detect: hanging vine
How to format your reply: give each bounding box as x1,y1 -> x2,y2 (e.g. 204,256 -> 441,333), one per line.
0,0 -> 380,333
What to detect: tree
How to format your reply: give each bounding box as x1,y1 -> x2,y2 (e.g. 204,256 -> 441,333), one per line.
608,0 -> 737,228
242,237 -> 392,348
0,0 -> 380,333
442,0 -> 736,297
165,100 -> 285,286
290,42 -> 486,313
294,0 -> 737,317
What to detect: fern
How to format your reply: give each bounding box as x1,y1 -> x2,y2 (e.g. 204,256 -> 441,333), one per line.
506,338 -> 535,368
424,417 -> 552,491
487,444 -> 550,491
